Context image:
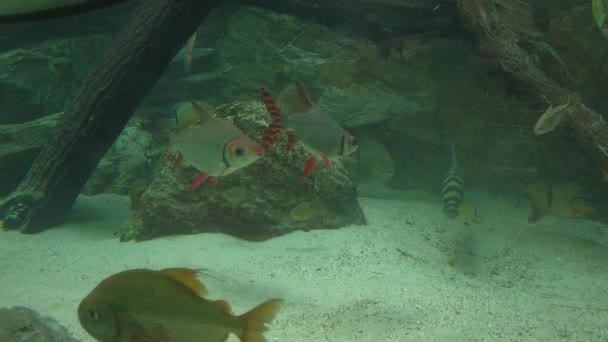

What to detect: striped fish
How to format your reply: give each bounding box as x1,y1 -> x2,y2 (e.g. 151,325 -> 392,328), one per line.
260,83 -> 358,180
169,101 -> 264,191
442,142 -> 464,219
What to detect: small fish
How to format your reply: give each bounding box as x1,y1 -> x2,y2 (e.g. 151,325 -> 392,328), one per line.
289,201 -> 315,221
533,101 -> 570,135
78,267 -> 282,342
174,101 -> 204,132
459,201 -> 480,224
0,0 -> 132,23
442,142 -> 464,219
169,101 -> 264,191
260,83 -> 358,180
519,181 -> 594,223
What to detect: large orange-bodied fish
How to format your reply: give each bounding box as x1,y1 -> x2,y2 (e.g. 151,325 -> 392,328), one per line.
169,101 -> 264,191
78,267 -> 283,342
260,83 -> 358,180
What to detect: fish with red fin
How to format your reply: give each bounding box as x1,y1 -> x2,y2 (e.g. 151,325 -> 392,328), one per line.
78,267 -> 283,342
260,83 -> 358,180
168,101 -> 264,191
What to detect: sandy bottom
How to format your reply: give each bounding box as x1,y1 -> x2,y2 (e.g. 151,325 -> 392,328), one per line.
1,189 -> 608,341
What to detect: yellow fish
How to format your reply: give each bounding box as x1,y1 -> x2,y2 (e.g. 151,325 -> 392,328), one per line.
78,268 -> 282,342
533,101 -> 570,135
519,181 -> 594,223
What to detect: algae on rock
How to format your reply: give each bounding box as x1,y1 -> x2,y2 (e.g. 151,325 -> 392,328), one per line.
0,35 -> 111,124
123,101 -> 366,241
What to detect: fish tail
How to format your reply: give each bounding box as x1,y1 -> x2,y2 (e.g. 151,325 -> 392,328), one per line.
239,298 -> 283,342
442,164 -> 464,219
260,88 -> 283,150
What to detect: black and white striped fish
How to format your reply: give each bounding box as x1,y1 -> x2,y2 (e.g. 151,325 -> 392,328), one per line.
442,142 -> 463,219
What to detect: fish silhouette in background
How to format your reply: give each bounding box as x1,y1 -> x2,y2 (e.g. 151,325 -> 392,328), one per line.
519,181 -> 594,223
442,142 -> 464,219
0,0 -> 132,23
260,83 -> 358,180
168,101 -> 265,191
78,267 -> 282,342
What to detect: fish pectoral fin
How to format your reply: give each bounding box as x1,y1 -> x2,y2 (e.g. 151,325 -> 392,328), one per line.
239,299 -> 283,342
301,156 -> 318,180
160,268 -> 207,297
322,156 -> 332,171
213,300 -> 232,314
187,172 -> 209,192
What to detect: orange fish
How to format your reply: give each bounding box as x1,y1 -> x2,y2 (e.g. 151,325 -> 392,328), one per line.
169,101 -> 264,191
519,181 -> 594,223
78,268 -> 283,342
260,83 -> 358,180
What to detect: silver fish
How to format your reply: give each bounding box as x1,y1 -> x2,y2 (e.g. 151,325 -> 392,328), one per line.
261,83 -> 358,180
169,101 -> 264,191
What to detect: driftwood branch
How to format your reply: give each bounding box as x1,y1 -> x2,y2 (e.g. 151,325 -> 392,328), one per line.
459,0 -> 608,172
0,0 -> 220,233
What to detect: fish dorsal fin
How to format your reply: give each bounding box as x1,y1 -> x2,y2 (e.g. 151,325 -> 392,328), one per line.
277,82 -> 314,114
190,100 -> 214,125
160,268 -> 208,297
213,300 -> 232,314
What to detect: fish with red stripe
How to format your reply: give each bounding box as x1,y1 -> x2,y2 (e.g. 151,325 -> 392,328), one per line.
260,83 -> 359,180
168,101 -> 265,192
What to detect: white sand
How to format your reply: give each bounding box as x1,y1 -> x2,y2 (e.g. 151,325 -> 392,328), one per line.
1,190 -> 608,341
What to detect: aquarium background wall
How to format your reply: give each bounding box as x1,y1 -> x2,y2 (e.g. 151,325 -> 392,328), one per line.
0,0 -> 607,341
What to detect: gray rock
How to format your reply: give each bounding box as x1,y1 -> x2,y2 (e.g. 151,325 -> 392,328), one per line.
0,306 -> 79,342
144,5 -> 434,128
123,101 -> 366,241
319,83 -> 425,127
83,118 -> 163,196
0,112 -> 61,195
0,111 -> 161,197
0,35 -> 111,124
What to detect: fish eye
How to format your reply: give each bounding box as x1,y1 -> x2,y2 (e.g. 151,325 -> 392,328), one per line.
87,310 -> 100,321
234,146 -> 245,156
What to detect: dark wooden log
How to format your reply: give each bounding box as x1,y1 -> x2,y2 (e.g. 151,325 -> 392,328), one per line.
0,0 -> 220,233
459,0 -> 608,174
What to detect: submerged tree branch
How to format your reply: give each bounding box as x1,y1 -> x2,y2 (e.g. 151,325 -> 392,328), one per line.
0,0 -> 220,233
459,0 -> 608,172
